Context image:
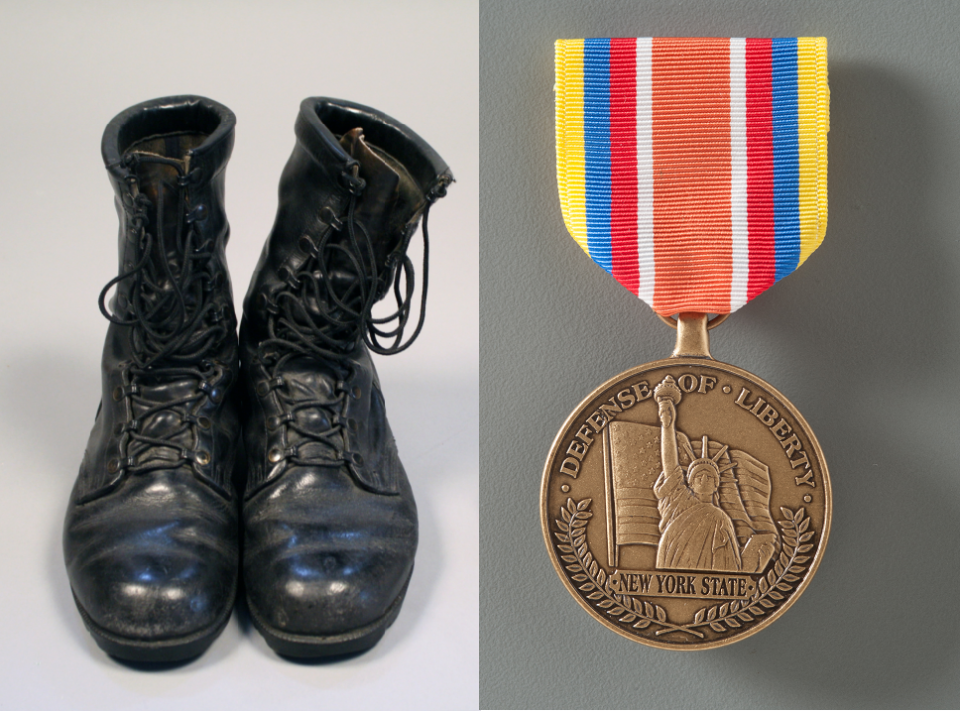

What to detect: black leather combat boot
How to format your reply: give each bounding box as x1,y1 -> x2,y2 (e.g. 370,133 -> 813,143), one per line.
64,96 -> 241,663
239,98 -> 452,657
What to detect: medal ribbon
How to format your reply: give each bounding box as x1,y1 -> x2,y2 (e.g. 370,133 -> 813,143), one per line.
555,38 -> 829,315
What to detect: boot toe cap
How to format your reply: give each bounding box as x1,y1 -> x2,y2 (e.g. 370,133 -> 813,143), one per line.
243,465 -> 417,638
248,548 -> 412,636
72,552 -> 235,642
64,471 -> 238,644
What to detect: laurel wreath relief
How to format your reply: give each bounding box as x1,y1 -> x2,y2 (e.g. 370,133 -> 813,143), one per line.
553,497 -> 815,639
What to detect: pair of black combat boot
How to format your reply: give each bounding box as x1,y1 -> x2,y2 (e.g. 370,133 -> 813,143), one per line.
62,96 -> 451,663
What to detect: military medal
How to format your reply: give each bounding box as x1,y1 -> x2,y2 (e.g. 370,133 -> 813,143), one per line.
542,38 -> 831,649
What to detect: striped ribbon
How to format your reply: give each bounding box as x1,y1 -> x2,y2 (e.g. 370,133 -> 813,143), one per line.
555,38 -> 828,315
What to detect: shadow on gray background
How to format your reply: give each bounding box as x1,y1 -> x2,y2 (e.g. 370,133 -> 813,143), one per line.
721,62 -> 960,701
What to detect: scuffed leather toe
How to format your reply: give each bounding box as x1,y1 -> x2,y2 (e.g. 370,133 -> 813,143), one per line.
243,465 -> 416,638
65,469 -> 238,644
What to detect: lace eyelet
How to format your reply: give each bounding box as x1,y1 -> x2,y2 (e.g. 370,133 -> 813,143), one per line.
277,265 -> 301,288
350,452 -> 364,466
320,206 -> 343,231
198,416 -> 212,430
299,234 -> 317,255
267,447 -> 285,464
112,384 -> 138,401
198,381 -> 223,403
188,203 -> 208,222
267,412 -> 294,431
114,419 -> 140,435
257,376 -> 284,398
195,450 -> 211,466
340,168 -> 365,195
107,458 -> 120,474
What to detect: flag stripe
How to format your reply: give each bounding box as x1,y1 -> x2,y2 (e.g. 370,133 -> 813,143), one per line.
610,37 -> 639,293
652,37 -> 732,314
556,40 -> 587,251
797,37 -> 827,265
771,37 -> 800,282
745,38 -> 776,301
636,38 -> 655,304
584,38 -> 612,272
729,37 -> 749,312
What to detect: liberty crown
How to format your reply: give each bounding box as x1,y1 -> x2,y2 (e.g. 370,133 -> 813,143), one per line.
685,435 -> 736,484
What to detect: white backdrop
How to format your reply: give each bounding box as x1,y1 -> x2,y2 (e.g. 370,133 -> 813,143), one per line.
0,1 -> 478,708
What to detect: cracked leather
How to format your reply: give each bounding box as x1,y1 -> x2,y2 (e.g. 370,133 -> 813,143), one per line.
240,98 -> 451,638
63,96 -> 240,648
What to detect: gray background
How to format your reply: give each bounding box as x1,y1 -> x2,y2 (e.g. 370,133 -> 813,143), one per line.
480,0 -> 960,708
0,1 -> 477,708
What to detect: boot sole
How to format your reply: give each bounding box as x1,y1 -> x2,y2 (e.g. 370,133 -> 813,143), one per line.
71,587 -> 235,664
246,571 -> 411,658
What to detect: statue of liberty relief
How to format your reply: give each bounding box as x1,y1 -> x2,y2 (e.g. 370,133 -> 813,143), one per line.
652,376 -> 780,574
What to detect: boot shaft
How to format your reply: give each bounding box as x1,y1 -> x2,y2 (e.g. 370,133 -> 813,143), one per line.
101,96 -> 237,363
243,98 -> 452,351
72,96 -> 241,501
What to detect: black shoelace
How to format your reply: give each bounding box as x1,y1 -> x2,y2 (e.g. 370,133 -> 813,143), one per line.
256,166 -> 442,467
98,153 -> 227,476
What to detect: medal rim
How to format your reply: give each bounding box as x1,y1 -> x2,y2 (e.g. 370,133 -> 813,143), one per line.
540,355 -> 832,650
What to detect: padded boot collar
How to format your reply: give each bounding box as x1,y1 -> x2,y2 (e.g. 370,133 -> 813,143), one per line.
102,95 -> 236,185
297,97 -> 453,202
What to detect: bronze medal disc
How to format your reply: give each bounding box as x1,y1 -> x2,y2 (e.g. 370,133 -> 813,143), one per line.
541,356 -> 831,649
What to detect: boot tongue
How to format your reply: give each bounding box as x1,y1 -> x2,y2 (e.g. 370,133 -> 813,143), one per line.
119,132 -> 219,350
339,128 -> 399,266
338,128 -> 425,269
126,132 -> 208,279
276,131 -> 429,351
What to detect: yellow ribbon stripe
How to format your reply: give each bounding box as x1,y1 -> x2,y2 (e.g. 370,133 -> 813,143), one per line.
555,39 -> 588,253
797,37 -> 829,265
